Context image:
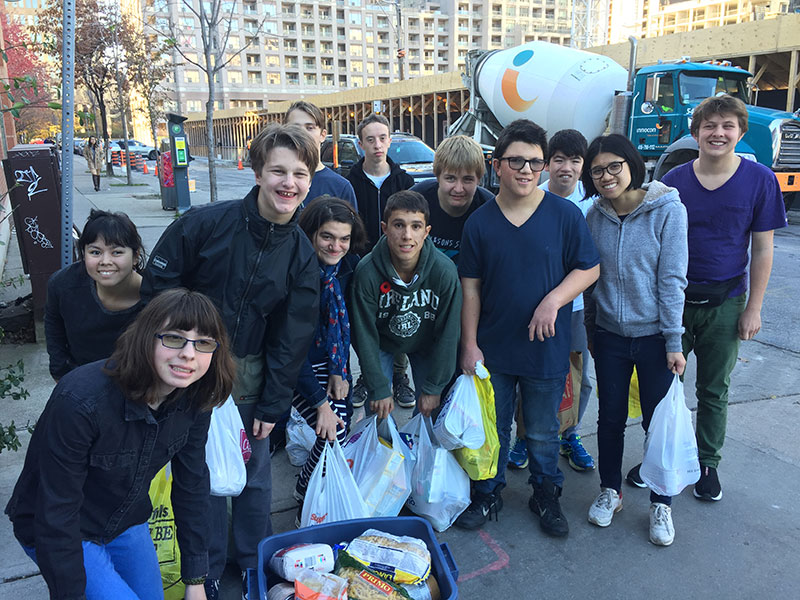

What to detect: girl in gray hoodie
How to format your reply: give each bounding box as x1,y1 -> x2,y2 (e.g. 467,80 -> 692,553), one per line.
582,134 -> 688,547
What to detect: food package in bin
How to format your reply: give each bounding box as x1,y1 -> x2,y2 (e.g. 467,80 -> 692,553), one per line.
269,543 -> 335,581
334,551 -> 412,600
267,582 -> 296,600
345,529 -> 431,585
294,568 -> 348,600
402,575 -> 441,600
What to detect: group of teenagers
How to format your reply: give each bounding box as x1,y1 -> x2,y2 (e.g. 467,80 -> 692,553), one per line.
5,92 -> 786,600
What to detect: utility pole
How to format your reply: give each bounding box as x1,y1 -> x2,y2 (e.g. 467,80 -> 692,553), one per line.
395,1 -> 405,81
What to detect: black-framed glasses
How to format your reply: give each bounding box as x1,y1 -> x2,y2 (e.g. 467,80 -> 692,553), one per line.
589,160 -> 626,179
155,333 -> 219,353
497,156 -> 546,172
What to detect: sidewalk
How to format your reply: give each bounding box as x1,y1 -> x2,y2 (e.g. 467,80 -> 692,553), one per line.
1,164 -> 799,598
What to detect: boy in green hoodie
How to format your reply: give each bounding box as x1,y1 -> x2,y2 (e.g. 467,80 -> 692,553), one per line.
349,190 -> 462,418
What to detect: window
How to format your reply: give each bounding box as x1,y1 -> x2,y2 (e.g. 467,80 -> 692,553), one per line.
266,55 -> 280,66
187,100 -> 202,112
267,73 -> 281,85
246,54 -> 260,66
305,74 -> 317,85
351,45 -> 363,57
248,71 -> 262,84
350,13 -> 361,25
350,29 -> 362,41
185,70 -> 200,83
227,53 -> 241,66
228,71 -> 242,84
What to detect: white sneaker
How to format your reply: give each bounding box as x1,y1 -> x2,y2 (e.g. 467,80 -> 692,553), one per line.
588,488 -> 622,527
649,502 -> 675,546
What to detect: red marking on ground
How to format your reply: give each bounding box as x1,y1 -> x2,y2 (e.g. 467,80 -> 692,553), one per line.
458,529 -> 510,582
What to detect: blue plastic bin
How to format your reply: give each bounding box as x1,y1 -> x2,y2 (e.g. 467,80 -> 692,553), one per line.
249,516 -> 458,599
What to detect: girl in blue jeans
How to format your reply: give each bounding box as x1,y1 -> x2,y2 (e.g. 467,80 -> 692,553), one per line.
582,134 -> 688,546
6,289 -> 236,599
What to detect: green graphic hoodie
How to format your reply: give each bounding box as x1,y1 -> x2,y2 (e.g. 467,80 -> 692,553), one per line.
350,236 -> 462,402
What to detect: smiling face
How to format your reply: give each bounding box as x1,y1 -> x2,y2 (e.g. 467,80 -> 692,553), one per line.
312,220 -> 352,266
381,210 -> 430,269
436,169 -> 480,216
84,236 -> 138,289
590,151 -> 631,202
693,111 -> 744,160
153,327 -> 215,399
493,141 -> 544,199
254,146 -> 311,224
546,151 -> 584,198
358,122 -> 391,166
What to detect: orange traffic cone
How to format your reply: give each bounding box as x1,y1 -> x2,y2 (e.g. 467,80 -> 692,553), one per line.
237,157 -> 243,170
143,162 -> 149,174
153,163 -> 158,177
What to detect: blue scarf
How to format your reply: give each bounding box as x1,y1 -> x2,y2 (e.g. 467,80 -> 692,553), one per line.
316,263 -> 349,378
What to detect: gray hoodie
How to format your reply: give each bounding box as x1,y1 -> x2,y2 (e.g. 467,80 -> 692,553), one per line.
584,180 -> 688,352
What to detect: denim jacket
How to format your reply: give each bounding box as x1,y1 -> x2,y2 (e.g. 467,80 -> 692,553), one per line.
5,360 -> 212,600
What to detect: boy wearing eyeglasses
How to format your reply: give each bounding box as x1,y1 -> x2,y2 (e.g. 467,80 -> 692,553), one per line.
141,124 -> 320,599
455,120 -> 600,536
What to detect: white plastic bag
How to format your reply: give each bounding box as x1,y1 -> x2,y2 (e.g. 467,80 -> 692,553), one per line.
205,395 -> 247,497
640,375 -> 701,497
286,407 -> 317,467
300,439 -> 369,527
433,374 -> 485,450
402,414 -> 470,532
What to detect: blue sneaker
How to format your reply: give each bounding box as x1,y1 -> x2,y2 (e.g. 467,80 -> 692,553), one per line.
559,434 -> 595,471
507,436 -> 529,469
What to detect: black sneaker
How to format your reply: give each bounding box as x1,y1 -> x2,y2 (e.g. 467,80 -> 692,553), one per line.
393,371 -> 416,409
693,465 -> 723,501
241,570 -> 250,600
626,464 -> 647,489
352,375 -> 367,409
204,578 -> 220,600
529,480 -> 569,537
454,491 -> 503,530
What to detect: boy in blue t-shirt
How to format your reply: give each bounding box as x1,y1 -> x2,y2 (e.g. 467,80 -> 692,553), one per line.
456,119 -> 600,536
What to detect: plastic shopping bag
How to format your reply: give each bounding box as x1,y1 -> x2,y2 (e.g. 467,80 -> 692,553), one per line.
148,464 -> 184,600
454,363 -> 500,480
557,352 -> 582,434
287,407 -> 318,467
628,367 -> 642,419
433,373 -> 485,450
342,416 -> 409,517
300,439 -> 370,527
205,395 -> 248,496
640,375 -> 701,497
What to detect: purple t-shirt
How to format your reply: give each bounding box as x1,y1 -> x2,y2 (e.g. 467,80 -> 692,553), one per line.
661,158 -> 786,297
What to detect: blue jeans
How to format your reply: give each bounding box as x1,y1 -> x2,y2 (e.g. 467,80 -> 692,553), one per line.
22,522 -> 162,599
363,351 -> 430,416
594,328 -> 674,505
561,309 -> 593,439
475,372 -> 565,494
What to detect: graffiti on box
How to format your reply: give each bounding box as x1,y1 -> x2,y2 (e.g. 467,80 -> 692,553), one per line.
14,166 -> 48,202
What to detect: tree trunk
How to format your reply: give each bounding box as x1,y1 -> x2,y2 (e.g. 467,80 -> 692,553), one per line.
97,96 -> 113,176
205,61 -> 217,202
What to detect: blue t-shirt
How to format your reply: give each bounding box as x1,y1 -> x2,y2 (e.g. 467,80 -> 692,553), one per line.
459,192 -> 600,379
304,166 -> 358,210
661,158 -> 786,296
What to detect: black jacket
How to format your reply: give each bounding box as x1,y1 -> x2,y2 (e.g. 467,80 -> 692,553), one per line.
347,157 -> 414,251
5,361 -> 211,600
141,186 -> 320,422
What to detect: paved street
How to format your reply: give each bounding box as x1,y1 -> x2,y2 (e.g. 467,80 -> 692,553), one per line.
1,161 -> 799,598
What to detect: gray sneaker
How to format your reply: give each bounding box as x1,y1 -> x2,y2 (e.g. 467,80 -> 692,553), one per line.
649,502 -> 675,546
588,488 -> 622,527
393,372 -> 416,408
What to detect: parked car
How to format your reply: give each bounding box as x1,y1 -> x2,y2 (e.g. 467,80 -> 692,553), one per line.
320,132 -> 435,182
74,139 -> 87,156
111,139 -> 158,160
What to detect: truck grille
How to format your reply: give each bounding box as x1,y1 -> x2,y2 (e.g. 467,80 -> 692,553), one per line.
777,121 -> 800,168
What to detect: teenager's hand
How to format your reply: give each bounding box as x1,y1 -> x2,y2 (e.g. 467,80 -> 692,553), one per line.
666,352 -> 686,376
184,584 -> 206,600
371,396 -> 394,419
316,402 -> 345,441
326,374 -> 350,401
460,343 -> 485,375
528,298 -> 559,342
252,418 -> 274,440
738,306 -> 762,340
418,394 -> 441,417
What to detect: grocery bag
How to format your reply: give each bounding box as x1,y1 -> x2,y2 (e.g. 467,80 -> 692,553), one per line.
640,375 -> 701,497
403,414 -> 470,532
557,352 -> 582,434
287,406 -> 317,467
148,464 -> 184,600
205,395 -> 247,496
433,373 -> 485,450
628,367 -> 642,419
342,415 -> 409,517
454,363 -> 500,480
300,439 -> 369,527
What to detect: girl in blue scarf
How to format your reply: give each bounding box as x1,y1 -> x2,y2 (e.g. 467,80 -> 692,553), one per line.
293,196 -> 367,508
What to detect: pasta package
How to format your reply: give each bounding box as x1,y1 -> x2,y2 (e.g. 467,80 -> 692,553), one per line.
345,529 -> 431,585
294,568 -> 348,600
334,551 -> 412,600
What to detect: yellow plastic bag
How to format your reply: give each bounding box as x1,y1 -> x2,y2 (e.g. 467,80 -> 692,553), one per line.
148,464 -> 184,600
454,363 -> 500,480
628,367 -> 641,419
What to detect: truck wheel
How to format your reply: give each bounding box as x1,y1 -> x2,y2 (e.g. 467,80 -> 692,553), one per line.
653,149 -> 698,181
784,192 -> 797,213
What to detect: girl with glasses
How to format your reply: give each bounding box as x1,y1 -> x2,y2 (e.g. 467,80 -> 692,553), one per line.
582,134 -> 688,546
6,288 -> 235,600
45,209 -> 145,381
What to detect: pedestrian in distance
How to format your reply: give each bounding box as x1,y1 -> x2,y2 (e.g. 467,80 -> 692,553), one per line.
141,123 -> 321,600
292,196 -> 367,523
45,209 -> 145,381
456,119 -> 600,536
5,288 -> 236,600
85,136 -> 104,191
582,133 -> 688,546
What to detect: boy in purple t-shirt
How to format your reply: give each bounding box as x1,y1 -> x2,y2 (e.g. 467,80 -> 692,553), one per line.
660,95 -> 786,502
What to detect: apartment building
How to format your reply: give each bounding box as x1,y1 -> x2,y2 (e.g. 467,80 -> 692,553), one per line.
141,0 -> 574,113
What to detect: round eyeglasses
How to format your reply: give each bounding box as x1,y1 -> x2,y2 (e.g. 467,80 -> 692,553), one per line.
589,160 -> 626,180
155,333 -> 219,353
497,156 -> 546,172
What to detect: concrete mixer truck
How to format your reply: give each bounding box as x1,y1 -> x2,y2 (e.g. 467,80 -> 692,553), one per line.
449,41 -> 800,211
